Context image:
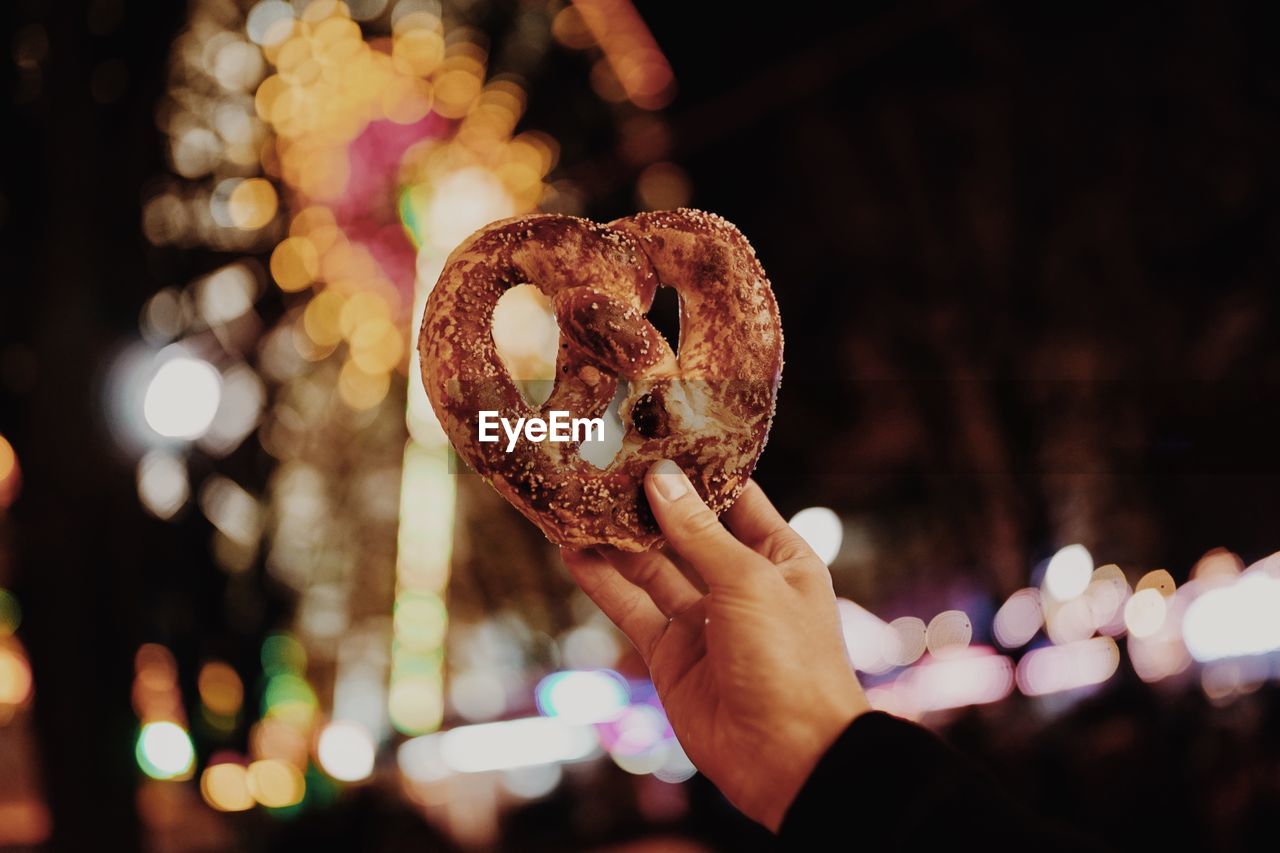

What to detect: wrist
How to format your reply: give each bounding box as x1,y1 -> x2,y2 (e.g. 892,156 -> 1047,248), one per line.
754,690 -> 869,832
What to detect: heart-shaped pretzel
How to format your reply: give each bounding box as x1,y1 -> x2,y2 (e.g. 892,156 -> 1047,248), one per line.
418,208 -> 783,551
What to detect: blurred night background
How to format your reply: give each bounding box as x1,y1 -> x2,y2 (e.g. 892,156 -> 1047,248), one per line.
2,0 -> 1280,850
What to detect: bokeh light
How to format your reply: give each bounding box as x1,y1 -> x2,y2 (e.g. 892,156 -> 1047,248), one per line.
1190,548 -> 1244,584
136,722 -> 196,780
1044,544 -> 1094,601
1123,588 -> 1167,638
0,589 -> 24,637
198,661 -> 244,717
870,648 -> 1015,718
436,717 -> 599,773
993,588 -> 1043,649
836,599 -> 894,674
228,178 -> 279,229
247,759 -> 305,808
143,355 -> 222,440
200,762 -> 254,812
250,717 -> 309,768
501,763 -> 563,799
447,669 -> 508,722
1183,572 -> 1280,661
1135,569 -> 1176,598
1016,637 -> 1121,697
600,704 -> 670,773
1085,565 -> 1130,635
788,507 -> 843,565
316,720 -> 376,782
0,434 -> 19,510
925,610 -> 973,659
136,450 -> 189,519
0,641 -> 34,710
535,670 -> 630,724
132,643 -> 186,726
1045,595 -> 1096,645
262,672 -> 318,727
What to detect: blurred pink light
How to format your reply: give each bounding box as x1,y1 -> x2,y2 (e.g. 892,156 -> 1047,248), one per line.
867,647 -> 1014,719
994,588 -> 1043,649
1016,637 -> 1120,697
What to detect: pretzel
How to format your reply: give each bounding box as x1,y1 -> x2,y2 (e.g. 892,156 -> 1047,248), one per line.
418,209 -> 783,551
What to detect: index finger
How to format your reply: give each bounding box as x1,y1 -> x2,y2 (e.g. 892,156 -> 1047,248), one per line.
643,461 -> 768,591
723,480 -> 812,563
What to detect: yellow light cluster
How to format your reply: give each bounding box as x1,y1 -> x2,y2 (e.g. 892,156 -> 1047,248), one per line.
241,2 -> 567,739
270,203 -> 406,410
255,5 -> 468,201
250,2 -> 560,418
398,116 -> 558,242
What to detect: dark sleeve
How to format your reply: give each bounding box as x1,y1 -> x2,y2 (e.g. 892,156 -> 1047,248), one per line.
778,711 -> 1110,851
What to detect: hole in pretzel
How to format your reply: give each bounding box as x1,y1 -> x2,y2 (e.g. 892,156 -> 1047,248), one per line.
492,284 -> 557,406
578,381 -> 628,469
647,283 -> 681,356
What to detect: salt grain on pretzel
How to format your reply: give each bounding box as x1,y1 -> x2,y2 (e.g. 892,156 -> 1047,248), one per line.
418,208 -> 783,551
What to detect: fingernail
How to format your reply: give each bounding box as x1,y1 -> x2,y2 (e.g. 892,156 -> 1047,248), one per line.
650,459 -> 689,502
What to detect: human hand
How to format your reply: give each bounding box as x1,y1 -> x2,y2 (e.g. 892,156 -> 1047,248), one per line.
562,460 -> 870,832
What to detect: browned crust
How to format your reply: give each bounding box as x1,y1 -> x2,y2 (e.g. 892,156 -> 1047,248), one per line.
418,209 -> 783,551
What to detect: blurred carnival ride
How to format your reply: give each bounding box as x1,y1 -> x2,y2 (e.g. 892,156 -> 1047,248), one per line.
109,0 -> 692,844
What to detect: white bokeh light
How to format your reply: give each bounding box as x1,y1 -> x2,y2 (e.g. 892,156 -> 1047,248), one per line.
884,616 -> 928,667
437,717 -> 599,773
836,599 -> 892,674
993,588 -> 1043,649
501,763 -> 563,799
143,356 -> 222,439
136,450 -> 189,519
788,507 -> 843,565
1016,636 -> 1120,697
1123,588 -> 1167,638
926,610 -> 973,659
137,721 -> 195,779
1044,544 -> 1094,601
536,670 -> 629,724
424,168 -> 515,254
317,720 -> 376,782
1184,572 -> 1280,662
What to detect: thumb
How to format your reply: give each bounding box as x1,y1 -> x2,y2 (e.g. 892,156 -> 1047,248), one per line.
644,460 -> 765,589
